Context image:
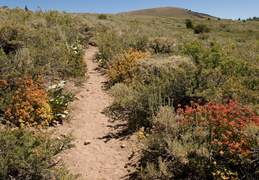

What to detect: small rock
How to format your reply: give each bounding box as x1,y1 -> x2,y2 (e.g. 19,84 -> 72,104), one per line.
121,144 -> 126,148
84,140 -> 91,145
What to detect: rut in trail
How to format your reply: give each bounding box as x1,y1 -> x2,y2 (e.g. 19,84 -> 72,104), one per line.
54,45 -> 137,180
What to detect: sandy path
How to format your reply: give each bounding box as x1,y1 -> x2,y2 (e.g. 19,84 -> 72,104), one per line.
54,46 -> 136,180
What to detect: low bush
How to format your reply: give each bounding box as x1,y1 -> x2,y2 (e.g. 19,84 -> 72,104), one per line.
0,24 -> 25,54
96,26 -> 148,66
1,75 -> 52,127
138,100 -> 259,179
98,14 -> 107,20
109,55 -> 199,127
185,19 -> 194,29
107,48 -> 150,85
147,37 -> 176,55
181,40 -> 259,111
0,127 -> 79,180
0,76 -> 73,128
193,24 -> 210,34
0,8 -> 88,81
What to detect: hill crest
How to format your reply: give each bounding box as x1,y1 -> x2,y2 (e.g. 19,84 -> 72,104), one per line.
118,7 -> 215,19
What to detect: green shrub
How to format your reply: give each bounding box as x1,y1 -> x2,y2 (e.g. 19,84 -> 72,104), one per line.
98,14 -> 107,19
109,55 -> 199,127
147,37 -> 176,54
185,19 -> 193,29
0,8 -> 88,80
96,26 -> 148,66
193,24 -> 210,34
0,127 -> 79,180
181,40 -> 259,110
0,24 -> 25,54
45,10 -> 73,26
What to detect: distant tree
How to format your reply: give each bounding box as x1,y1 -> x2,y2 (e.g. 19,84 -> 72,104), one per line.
238,18 -> 241,21
25,5 -> 28,11
1,6 -> 8,9
218,18 -> 221,20
207,17 -> 211,21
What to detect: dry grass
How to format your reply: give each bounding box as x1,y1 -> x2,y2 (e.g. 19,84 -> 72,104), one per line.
118,7 -> 215,19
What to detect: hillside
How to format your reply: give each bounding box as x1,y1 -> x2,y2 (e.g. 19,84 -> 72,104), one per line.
118,6 -> 216,18
1,8 -> 259,180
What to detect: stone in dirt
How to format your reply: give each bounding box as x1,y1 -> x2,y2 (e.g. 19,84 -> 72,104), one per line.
84,140 -> 91,145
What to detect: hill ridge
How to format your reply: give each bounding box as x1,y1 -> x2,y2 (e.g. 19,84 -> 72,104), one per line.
118,6 -> 216,19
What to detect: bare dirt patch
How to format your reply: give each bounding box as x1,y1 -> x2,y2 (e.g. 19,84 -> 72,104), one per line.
52,46 -> 137,180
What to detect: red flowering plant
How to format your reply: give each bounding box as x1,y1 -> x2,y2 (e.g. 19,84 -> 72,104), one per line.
177,100 -> 259,178
138,100 -> 258,179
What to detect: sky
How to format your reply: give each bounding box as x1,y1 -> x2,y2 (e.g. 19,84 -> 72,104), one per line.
0,0 -> 258,20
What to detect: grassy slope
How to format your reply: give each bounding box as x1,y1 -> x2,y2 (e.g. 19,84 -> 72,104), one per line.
84,11 -> 259,110
91,11 -> 259,180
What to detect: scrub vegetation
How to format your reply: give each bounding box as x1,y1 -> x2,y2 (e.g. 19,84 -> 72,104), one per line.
0,6 -> 258,179
95,12 -> 259,180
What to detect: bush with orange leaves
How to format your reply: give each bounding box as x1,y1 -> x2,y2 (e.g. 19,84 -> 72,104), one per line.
1,75 -> 53,128
107,48 -> 150,85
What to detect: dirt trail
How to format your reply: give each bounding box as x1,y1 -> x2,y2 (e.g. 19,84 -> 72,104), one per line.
54,46 -> 136,180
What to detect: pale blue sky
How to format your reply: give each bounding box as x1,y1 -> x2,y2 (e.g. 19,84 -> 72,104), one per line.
0,0 -> 258,20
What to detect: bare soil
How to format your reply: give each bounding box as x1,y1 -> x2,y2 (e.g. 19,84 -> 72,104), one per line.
53,46 -> 137,180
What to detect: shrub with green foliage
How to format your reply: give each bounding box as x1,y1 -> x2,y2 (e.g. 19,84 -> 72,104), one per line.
0,24 -> 25,54
181,40 -> 259,111
193,24 -> 210,34
0,8 -> 88,80
185,19 -> 194,29
96,26 -> 148,66
109,55 -> 198,127
0,127 -> 79,180
98,14 -> 107,19
147,37 -> 176,55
